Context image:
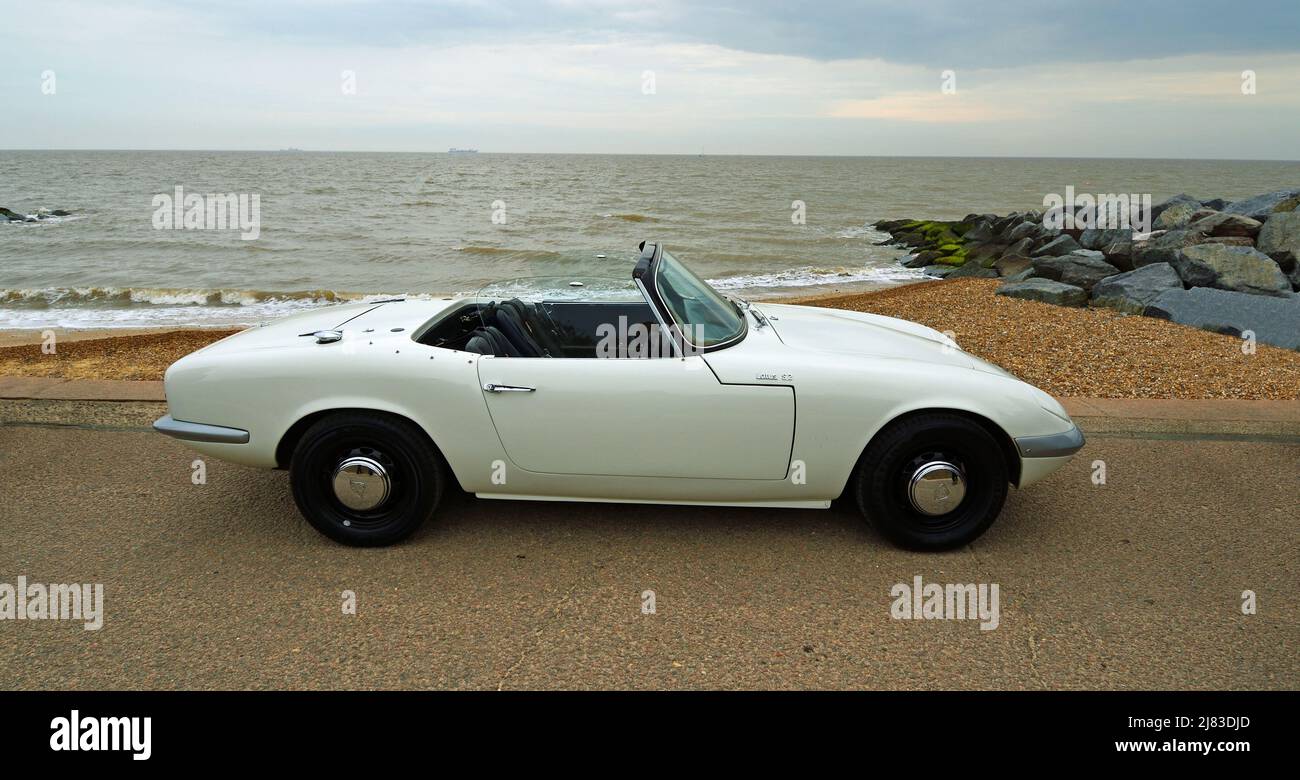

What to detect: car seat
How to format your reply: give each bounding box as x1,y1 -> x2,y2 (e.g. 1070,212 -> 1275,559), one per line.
463,325 -> 521,357
493,303 -> 545,357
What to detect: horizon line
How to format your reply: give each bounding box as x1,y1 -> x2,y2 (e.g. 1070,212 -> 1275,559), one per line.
2,149 -> 1299,163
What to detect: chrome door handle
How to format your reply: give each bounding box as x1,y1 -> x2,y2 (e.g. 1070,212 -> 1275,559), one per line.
483,383 -> 536,393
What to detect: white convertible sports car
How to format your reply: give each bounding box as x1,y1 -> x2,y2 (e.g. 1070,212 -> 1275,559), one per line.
155,242 -> 1083,549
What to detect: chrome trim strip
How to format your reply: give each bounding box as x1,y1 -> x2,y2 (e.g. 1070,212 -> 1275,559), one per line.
153,415 -> 250,444
1015,425 -> 1085,458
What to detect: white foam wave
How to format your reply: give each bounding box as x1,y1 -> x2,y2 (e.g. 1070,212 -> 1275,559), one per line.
0,288 -> 437,329
835,224 -> 891,241
706,264 -> 927,291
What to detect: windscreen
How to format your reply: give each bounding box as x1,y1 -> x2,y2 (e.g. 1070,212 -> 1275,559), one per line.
653,251 -> 746,349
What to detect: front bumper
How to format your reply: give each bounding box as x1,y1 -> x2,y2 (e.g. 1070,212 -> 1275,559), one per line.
153,415 -> 249,444
1014,424 -> 1085,458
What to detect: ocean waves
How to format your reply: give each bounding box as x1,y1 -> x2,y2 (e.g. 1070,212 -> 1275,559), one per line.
0,287 -> 359,308
707,264 -> 927,293
0,287 -> 407,329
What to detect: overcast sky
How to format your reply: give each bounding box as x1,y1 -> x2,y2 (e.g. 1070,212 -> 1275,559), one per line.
3,0 -> 1298,158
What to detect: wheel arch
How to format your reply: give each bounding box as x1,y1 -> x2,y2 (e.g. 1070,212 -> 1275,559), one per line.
844,407 -> 1021,496
275,407 -> 464,489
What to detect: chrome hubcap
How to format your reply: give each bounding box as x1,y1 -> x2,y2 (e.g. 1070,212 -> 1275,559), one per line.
331,456 -> 391,512
908,461 -> 966,516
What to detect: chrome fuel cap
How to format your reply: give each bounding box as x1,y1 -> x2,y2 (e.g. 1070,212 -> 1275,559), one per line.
908,461 -> 966,516
332,456 -> 391,512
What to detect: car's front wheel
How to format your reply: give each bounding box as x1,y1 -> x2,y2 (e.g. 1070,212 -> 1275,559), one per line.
290,412 -> 443,546
854,413 -> 1008,550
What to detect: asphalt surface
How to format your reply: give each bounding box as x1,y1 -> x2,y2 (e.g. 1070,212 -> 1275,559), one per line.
1,402 -> 1296,690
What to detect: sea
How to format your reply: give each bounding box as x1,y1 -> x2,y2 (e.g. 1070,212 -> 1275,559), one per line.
3,151 -> 1298,328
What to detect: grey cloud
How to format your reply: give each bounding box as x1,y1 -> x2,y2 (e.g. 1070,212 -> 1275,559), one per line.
204,0 -> 1299,67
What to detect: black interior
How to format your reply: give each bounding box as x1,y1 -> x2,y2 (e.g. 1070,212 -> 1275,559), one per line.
417,300 -> 665,358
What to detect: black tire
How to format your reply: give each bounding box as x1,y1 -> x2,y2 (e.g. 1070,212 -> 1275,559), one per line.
289,412 -> 443,546
854,413 -> 1008,550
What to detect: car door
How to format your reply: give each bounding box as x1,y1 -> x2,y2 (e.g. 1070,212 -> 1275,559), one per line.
477,354 -> 794,480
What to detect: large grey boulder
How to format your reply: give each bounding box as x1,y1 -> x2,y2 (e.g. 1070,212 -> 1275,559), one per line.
1090,263 -> 1184,314
1144,287 -> 1300,350
1101,241 -> 1135,271
1004,221 -> 1040,243
963,241 -> 1007,267
1079,227 -> 1132,251
1030,249 -> 1121,291
1084,229 -> 1136,271
1003,236 -> 1034,258
962,220 -> 996,243
1031,233 -> 1082,257
1201,235 -> 1255,248
1173,244 -> 1293,297
996,278 -> 1088,307
947,261 -> 999,278
0,206 -> 27,221
991,214 -> 1020,234
1132,229 -> 1208,267
902,250 -> 943,268
1256,211 -> 1300,270
1188,212 -> 1262,238
1153,200 -> 1201,230
1151,193 -> 1201,221
921,264 -> 958,279
993,254 -> 1033,277
1224,188 -> 1300,221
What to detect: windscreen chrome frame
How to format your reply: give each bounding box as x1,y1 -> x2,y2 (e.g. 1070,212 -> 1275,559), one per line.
635,242 -> 747,355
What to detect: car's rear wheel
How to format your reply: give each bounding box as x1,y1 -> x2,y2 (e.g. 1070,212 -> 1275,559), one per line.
854,413 -> 1008,550
290,412 -> 443,546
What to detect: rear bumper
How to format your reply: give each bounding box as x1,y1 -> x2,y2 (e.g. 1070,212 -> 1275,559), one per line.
153,415 -> 249,444
1014,424 -> 1085,459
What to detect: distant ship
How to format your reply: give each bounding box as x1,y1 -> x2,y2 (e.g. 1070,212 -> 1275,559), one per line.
448,148 -> 479,154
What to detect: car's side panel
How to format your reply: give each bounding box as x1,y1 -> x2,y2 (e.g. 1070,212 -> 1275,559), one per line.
476,354 -> 794,480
